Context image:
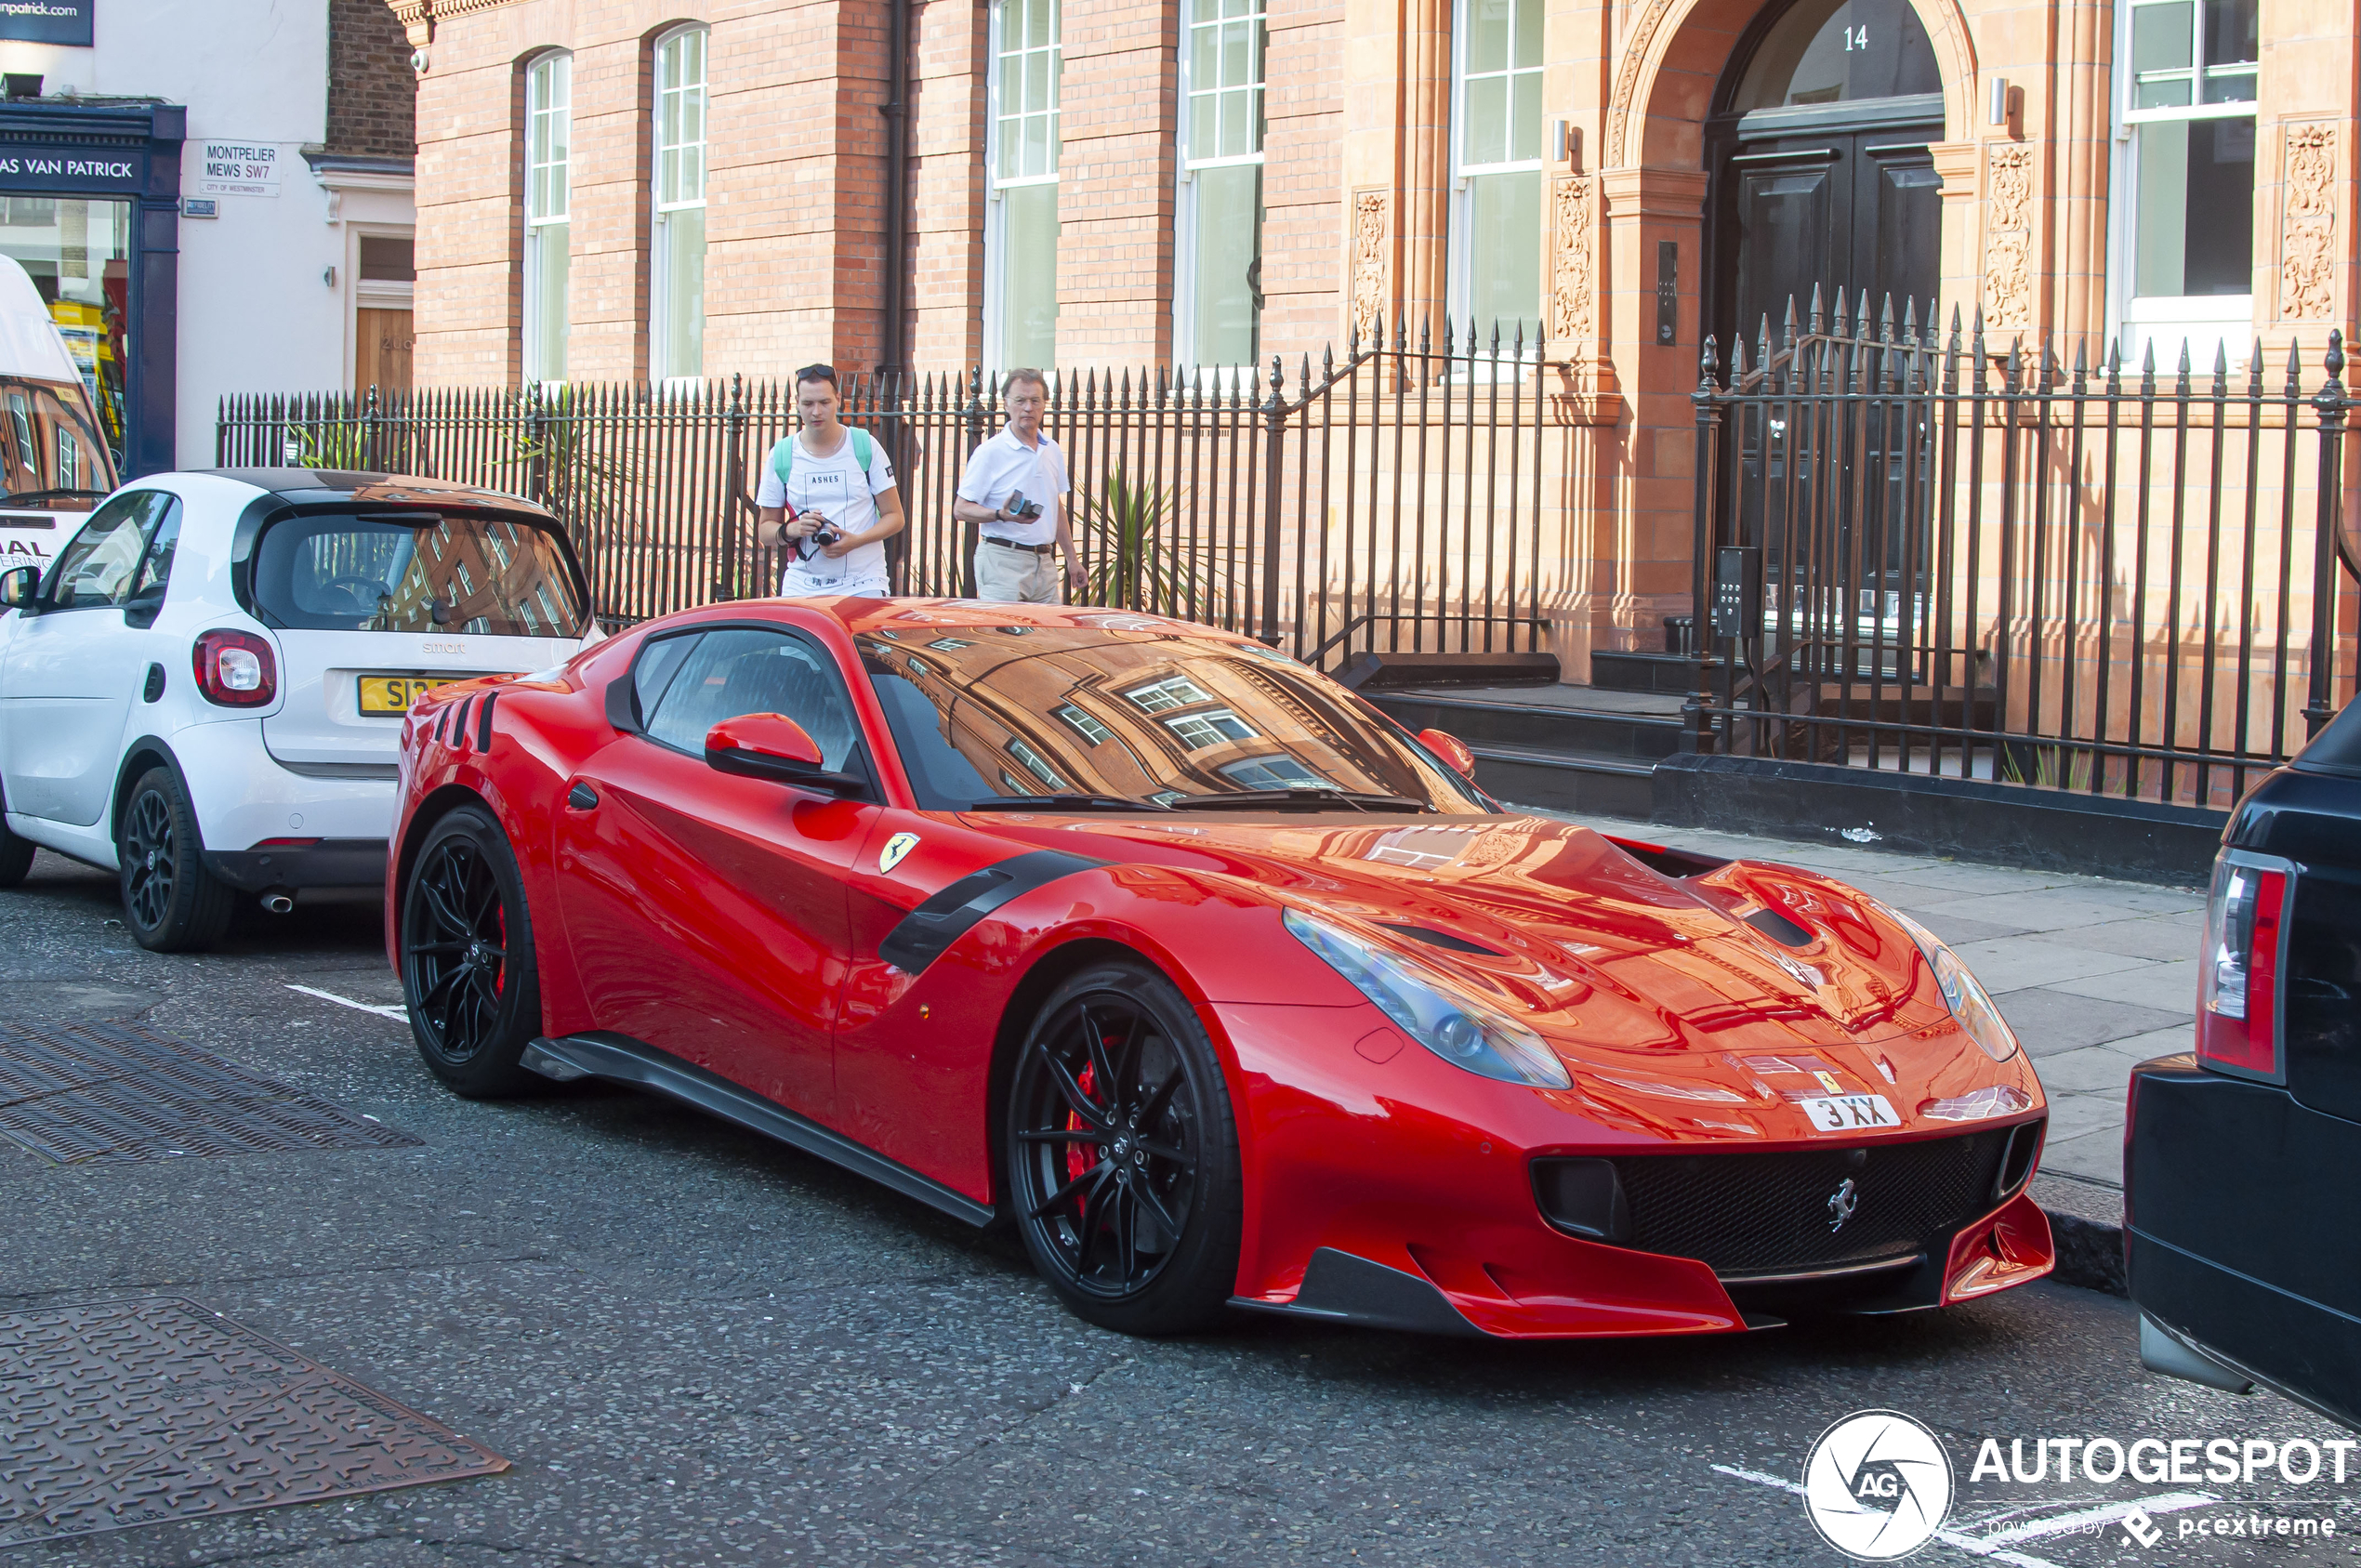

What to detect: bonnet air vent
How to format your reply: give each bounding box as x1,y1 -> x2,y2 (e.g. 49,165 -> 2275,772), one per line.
1382,923 -> 1506,956
1742,907 -> 1814,947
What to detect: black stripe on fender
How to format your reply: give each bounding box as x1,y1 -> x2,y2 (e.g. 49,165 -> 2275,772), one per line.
877,848 -> 1108,974
476,690 -> 498,752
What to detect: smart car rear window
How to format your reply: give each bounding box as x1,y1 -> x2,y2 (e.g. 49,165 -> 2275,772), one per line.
248,512 -> 588,637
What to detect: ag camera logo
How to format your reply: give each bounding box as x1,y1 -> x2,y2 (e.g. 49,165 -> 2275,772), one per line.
1802,1410 -> 1955,1560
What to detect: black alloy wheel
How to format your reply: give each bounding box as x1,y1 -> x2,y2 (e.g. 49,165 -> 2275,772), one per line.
1006,960 -> 1243,1335
116,767 -> 234,952
400,805 -> 540,1098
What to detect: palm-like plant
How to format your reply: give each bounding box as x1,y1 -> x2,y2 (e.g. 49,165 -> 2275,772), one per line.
1072,464 -> 1228,619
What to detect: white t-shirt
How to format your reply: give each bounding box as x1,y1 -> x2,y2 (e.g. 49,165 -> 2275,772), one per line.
955,427 -> 1069,547
758,428 -> 897,588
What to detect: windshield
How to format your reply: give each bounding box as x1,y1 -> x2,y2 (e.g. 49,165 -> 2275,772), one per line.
250,511 -> 589,637
856,620 -> 1487,812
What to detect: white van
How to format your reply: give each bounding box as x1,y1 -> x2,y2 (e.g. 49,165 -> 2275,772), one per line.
0,253 -> 116,605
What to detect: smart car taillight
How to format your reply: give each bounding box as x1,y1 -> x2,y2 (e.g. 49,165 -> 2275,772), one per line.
2196,851 -> 2290,1080
193,628 -> 276,707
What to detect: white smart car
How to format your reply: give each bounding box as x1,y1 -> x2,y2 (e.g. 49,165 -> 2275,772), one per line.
0,469 -> 599,949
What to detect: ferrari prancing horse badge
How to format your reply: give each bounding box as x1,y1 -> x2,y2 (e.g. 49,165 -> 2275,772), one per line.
879,832 -> 920,873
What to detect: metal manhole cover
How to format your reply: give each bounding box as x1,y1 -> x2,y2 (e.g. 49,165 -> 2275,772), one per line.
0,1021 -> 421,1165
0,1298 -> 508,1546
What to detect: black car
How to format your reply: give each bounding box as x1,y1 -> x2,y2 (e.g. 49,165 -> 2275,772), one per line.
2128,698 -> 2361,1429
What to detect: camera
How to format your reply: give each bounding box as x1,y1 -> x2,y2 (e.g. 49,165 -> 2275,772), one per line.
1003,491 -> 1045,520
806,524 -> 842,547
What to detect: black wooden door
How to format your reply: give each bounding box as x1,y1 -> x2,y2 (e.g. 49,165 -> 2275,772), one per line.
1712,118 -> 1942,355
1708,107 -> 1944,690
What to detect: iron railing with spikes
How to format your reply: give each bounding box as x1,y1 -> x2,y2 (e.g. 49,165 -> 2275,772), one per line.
1691,286 -> 2360,809
216,321 -> 1554,670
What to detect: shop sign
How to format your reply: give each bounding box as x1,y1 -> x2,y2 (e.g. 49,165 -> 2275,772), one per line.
193,141 -> 283,199
0,144 -> 140,194
0,1 -> 93,47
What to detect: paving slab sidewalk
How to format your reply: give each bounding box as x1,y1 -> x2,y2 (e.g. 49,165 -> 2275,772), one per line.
1530,808 -> 2195,1292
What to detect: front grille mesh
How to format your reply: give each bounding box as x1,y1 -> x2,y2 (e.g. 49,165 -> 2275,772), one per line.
1608,1130 -> 2020,1277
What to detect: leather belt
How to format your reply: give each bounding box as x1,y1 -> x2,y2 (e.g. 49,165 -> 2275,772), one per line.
982,537 -> 1057,556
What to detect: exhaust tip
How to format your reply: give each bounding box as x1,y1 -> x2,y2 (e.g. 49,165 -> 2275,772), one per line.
260,893 -> 295,915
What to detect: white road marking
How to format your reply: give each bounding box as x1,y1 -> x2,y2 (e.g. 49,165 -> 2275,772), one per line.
284,982 -> 408,1021
1710,1463 -> 2216,1567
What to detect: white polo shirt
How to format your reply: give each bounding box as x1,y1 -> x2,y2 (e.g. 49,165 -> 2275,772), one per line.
955,426 -> 1069,547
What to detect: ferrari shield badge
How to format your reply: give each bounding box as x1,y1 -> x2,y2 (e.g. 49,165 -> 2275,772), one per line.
879,832 -> 920,873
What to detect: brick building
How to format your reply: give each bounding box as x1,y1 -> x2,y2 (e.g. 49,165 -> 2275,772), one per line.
388,0 -> 2355,663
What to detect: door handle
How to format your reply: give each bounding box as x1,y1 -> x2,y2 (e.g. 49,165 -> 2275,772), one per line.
566,781 -> 599,810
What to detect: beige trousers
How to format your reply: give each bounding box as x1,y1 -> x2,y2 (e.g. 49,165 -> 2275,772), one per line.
972,540 -> 1062,603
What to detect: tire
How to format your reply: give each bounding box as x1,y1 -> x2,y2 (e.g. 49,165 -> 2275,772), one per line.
117,767 -> 235,952
398,804 -> 541,1099
0,812 -> 32,889
1005,958 -> 1244,1336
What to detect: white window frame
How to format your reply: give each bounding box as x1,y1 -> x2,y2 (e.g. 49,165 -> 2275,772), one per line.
2107,0 -> 2258,370
652,25 -> 709,383
984,0 -> 1062,371
1446,0 -> 1545,358
1174,0 -> 1267,375
522,50 -> 571,385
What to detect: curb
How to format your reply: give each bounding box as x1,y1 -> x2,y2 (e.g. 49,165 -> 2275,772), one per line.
2033,1173 -> 2126,1297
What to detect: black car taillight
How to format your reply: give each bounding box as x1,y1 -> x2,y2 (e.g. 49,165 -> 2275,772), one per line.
193,628 -> 277,707
2196,850 -> 2292,1081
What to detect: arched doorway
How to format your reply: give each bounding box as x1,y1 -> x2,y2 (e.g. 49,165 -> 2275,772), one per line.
1706,0 -> 1945,352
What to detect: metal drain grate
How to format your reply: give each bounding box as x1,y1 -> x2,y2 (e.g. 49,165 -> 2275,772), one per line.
0,1021 -> 421,1165
0,1298 -> 508,1546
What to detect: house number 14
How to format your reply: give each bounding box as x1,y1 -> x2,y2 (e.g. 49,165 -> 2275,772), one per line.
1844,23 -> 1868,47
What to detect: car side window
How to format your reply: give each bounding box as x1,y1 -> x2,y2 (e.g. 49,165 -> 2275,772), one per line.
45,491 -> 171,610
630,632 -> 700,724
126,498 -> 183,604
641,627 -> 864,773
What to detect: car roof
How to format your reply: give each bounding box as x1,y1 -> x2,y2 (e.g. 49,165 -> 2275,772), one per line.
195,468 -> 557,518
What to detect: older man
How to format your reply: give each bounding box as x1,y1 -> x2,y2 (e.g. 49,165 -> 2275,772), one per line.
951,369 -> 1082,603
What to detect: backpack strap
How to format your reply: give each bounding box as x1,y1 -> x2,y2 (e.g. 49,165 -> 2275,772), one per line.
772,430 -> 874,495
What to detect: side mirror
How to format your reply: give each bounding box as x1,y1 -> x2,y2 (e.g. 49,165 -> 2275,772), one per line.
0,564 -> 37,612
1418,727 -> 1479,781
705,712 -> 865,797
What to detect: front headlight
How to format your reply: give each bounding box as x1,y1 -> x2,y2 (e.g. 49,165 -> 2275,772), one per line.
1283,908 -> 1571,1088
1887,908 -> 2019,1062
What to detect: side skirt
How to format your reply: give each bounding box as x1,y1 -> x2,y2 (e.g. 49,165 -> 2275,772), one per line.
522,1032 -> 996,1228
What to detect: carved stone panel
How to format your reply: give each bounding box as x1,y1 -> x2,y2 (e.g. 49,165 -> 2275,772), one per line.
2279,123 -> 2338,323
1982,144 -> 2035,330
1350,189 -> 1391,343
1549,175 -> 1595,351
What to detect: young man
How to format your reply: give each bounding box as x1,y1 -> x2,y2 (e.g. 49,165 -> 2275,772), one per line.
952,369 -> 1082,603
757,364 -> 905,598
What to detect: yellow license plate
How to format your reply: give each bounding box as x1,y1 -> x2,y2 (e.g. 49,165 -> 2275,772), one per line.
357,676 -> 449,716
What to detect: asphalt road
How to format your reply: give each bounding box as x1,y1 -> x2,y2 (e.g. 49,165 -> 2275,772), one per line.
3,851 -> 2354,1567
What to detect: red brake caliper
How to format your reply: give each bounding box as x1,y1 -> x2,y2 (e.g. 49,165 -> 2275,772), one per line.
1063,1064 -> 1099,1201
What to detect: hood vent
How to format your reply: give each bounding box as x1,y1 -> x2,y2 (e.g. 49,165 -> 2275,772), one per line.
1381,923 -> 1505,957
1742,907 -> 1813,948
